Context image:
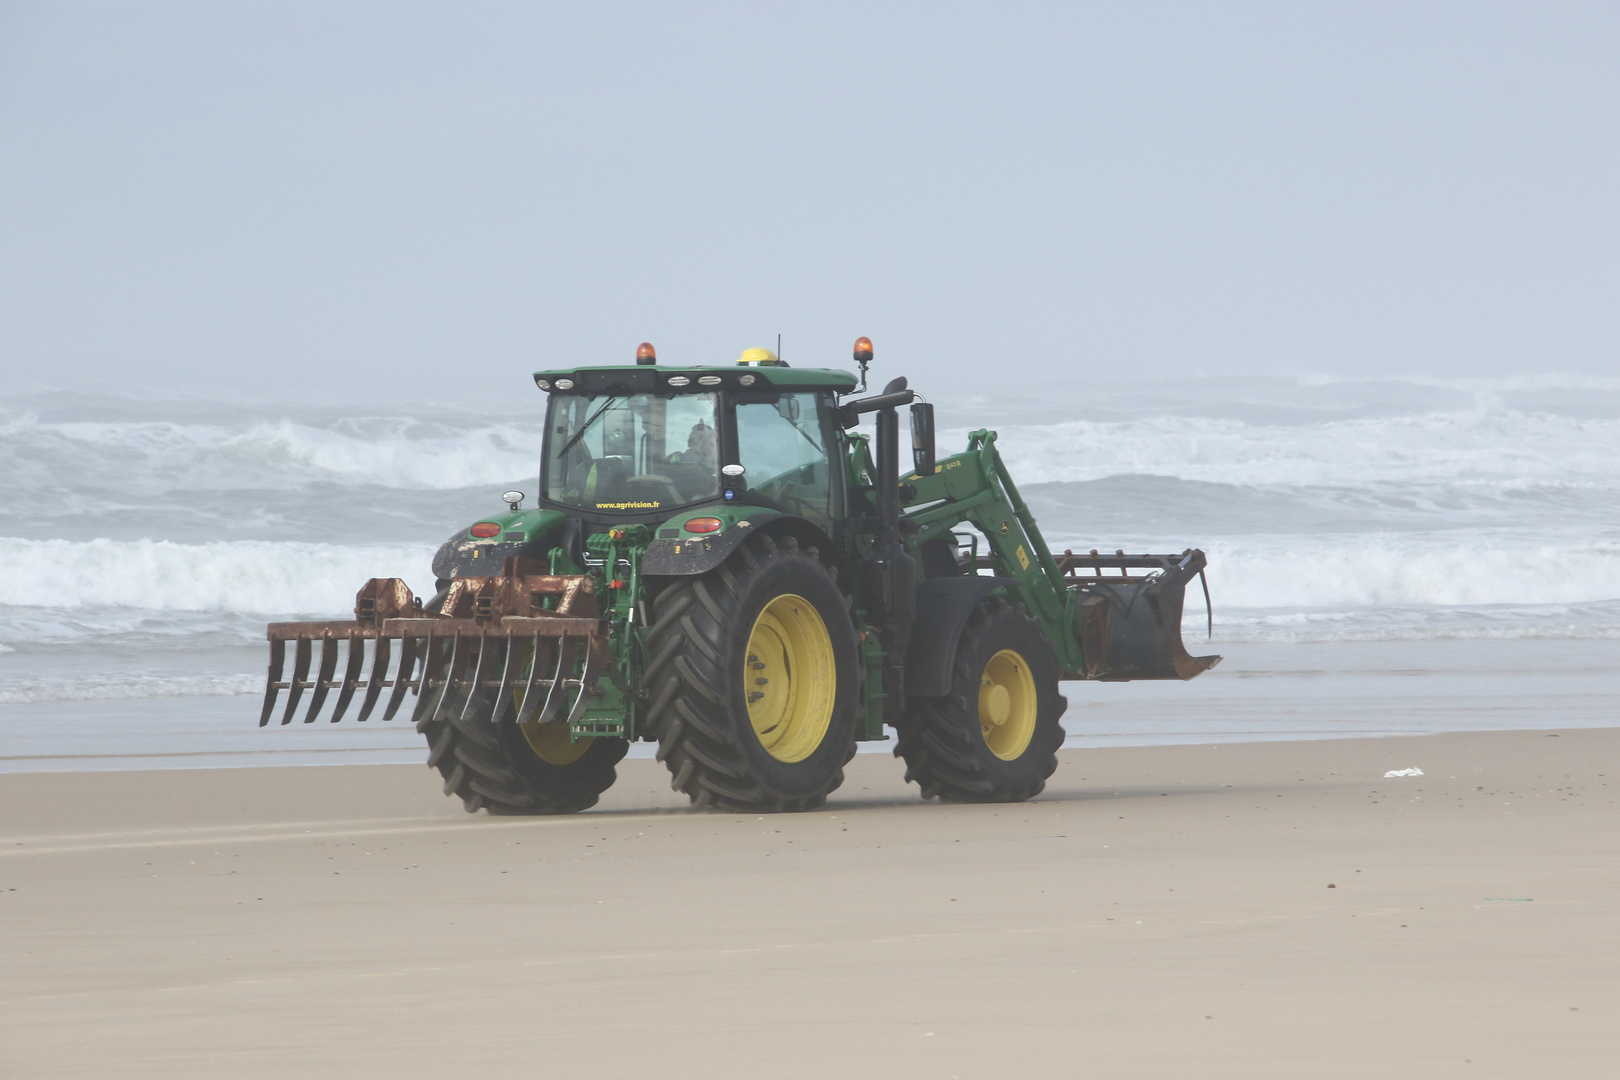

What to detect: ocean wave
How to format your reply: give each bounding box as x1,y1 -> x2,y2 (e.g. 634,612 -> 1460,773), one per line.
966,408 -> 1620,489
0,605 -> 274,648
0,532 -> 1617,638
1202,601 -> 1620,644
1194,535 -> 1620,610
0,538 -> 438,616
1295,372 -> 1620,394
1024,474 -> 1620,540
8,389 -> 1619,507
0,671 -> 261,705
0,409 -> 541,495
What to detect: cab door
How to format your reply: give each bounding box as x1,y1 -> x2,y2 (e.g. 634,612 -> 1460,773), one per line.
727,390 -> 842,536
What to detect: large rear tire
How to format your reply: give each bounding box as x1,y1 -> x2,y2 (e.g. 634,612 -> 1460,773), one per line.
895,596 -> 1067,803
645,533 -> 861,812
414,640 -> 627,815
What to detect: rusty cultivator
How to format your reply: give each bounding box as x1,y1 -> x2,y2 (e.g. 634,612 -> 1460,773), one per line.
262,559 -> 607,731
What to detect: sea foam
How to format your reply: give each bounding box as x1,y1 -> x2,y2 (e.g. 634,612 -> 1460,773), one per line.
0,537 -> 436,615
963,407 -> 1620,489
0,670 -> 263,705
2,532 -> 1616,627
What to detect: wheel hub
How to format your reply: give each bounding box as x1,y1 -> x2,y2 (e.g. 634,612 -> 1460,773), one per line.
978,649 -> 1037,760
983,683 -> 1012,725
744,594 -> 836,763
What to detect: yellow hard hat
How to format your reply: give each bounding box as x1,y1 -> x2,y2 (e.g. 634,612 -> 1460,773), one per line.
737,347 -> 779,366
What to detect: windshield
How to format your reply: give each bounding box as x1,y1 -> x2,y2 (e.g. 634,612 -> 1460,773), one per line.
545,392 -> 721,513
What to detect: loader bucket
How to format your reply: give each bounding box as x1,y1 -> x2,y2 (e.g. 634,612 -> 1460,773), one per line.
260,560 -> 608,728
1063,548 -> 1221,681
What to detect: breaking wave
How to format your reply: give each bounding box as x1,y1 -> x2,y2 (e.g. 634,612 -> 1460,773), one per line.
1197,534 -> 1620,611
0,407 -> 541,496
965,407 -> 1620,489
8,381 -> 1620,505
0,671 -> 262,705
1205,604 -> 1620,644
1,532 -> 1616,643
0,537 -> 437,616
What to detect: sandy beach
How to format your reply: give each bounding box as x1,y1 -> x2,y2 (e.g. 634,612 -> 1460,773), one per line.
3,727 -> 1616,1079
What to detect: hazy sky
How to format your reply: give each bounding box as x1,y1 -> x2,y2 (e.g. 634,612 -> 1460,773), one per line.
1,1 -> 1615,403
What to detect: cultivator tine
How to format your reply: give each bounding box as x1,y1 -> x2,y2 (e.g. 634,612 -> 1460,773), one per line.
491,632 -> 519,723
329,631 -> 366,722
514,633 -> 547,724
458,631 -> 493,723
563,637 -> 602,728
280,637 -> 313,725
355,636 -> 391,722
511,637 -> 544,722
409,631 -> 442,727
428,631 -> 462,723
380,634 -> 419,722
302,633 -> 341,723
536,637 -> 577,724
260,638 -> 286,727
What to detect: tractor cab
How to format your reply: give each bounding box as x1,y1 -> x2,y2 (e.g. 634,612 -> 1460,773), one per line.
533,353 -> 855,537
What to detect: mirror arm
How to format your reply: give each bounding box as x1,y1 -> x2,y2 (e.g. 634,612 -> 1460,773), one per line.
837,389 -> 916,429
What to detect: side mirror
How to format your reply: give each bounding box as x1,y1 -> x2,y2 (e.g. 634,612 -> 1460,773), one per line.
776,396 -> 801,421
909,402 -> 935,476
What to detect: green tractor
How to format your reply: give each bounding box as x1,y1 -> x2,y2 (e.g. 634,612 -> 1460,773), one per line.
262,338 -> 1219,813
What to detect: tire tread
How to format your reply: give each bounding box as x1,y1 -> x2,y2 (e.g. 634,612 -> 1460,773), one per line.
895,597 -> 1066,803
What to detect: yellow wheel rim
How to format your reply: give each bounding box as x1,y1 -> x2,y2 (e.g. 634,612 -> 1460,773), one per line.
979,649 -> 1037,760
512,642 -> 591,766
744,594 -> 836,763
521,718 -> 591,766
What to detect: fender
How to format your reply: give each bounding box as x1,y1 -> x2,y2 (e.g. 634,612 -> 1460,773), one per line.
903,576 -> 1020,698
641,511 -> 840,577
430,510 -> 568,581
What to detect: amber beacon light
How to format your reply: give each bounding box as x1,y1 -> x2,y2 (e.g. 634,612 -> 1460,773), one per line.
636,342 -> 657,365
853,336 -> 873,363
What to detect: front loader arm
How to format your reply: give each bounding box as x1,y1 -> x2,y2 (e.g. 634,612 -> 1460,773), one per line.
900,429 -> 1078,669
900,429 -> 1219,682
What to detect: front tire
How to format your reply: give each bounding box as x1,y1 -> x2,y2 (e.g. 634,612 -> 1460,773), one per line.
895,597 -> 1067,803
414,639 -> 628,815
645,533 -> 861,812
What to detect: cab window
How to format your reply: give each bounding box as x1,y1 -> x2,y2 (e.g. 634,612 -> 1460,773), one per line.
733,392 -> 837,531
546,392 -> 721,513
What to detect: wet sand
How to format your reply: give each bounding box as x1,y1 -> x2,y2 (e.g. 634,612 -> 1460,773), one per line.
9,638 -> 1618,772
3,728 -> 1617,1078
